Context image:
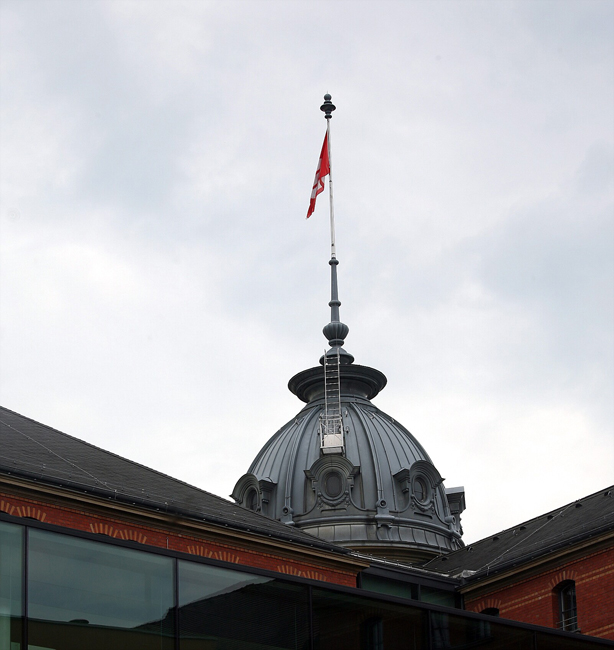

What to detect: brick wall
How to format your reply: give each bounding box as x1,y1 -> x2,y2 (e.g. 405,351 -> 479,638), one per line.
0,490 -> 359,587
464,545 -> 614,640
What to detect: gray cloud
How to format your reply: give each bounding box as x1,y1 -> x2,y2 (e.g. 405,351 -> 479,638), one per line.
1,0 -> 612,543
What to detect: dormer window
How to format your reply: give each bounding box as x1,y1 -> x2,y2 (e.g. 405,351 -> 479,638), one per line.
246,489 -> 259,512
413,476 -> 428,503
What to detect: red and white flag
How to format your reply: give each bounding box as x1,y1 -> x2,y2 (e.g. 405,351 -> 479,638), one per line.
306,132 -> 330,218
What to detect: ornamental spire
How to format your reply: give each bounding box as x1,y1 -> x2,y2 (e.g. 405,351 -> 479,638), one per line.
317,94 -> 353,365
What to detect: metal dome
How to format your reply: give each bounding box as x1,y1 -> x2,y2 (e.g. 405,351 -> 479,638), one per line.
232,359 -> 465,562
233,95 -> 464,561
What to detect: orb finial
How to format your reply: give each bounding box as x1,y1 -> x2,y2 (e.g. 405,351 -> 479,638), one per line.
320,94 -> 336,120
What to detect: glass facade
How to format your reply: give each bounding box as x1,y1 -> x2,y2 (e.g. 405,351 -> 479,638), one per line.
420,586 -> 456,608
361,573 -> 418,601
0,521 -> 22,650
178,560 -> 310,649
28,528 -> 175,650
312,587 -> 425,649
361,574 -> 457,609
437,612 -> 533,649
0,518 -> 609,650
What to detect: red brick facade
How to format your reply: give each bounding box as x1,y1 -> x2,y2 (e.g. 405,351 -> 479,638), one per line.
0,487 -> 363,588
464,543 -> 614,640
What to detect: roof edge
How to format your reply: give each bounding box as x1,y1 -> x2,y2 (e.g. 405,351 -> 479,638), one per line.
0,466 -> 353,556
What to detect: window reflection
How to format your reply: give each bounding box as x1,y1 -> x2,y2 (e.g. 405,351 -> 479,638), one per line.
420,586 -> 456,608
0,521 -> 23,650
312,587 -> 425,650
178,560 -> 310,649
0,522 -> 601,650
179,558 -> 270,608
434,611 -> 533,649
28,529 -> 174,650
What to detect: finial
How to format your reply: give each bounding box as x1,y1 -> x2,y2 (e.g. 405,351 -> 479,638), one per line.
320,94 -> 336,120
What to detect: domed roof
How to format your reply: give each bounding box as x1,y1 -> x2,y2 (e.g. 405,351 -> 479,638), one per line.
233,94 -> 464,561
232,357 -> 465,562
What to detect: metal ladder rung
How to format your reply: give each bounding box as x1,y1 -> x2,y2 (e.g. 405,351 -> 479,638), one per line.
320,347 -> 344,454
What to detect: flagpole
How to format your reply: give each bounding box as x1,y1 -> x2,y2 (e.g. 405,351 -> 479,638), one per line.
321,94 -> 336,260
317,94 -> 353,364
320,94 -> 343,330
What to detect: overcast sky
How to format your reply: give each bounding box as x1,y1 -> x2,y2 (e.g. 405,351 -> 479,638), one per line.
1,0 -> 612,544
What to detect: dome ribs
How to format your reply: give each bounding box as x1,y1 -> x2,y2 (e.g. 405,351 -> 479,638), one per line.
234,360 -> 463,560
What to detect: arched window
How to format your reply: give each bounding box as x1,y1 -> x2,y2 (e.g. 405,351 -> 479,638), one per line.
481,607 -> 499,617
556,580 -> 578,632
246,488 -> 259,512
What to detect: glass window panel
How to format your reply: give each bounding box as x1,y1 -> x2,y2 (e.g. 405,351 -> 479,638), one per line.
558,581 -> 579,632
312,587 -> 426,650
420,586 -> 456,608
434,612 -> 533,650
0,521 -> 23,650
28,529 -> 174,650
0,521 -> 23,616
178,560 -> 309,649
414,478 -> 426,502
361,574 -> 417,600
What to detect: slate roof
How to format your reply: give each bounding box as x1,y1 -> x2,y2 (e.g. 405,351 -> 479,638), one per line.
422,486 -> 614,580
0,405 -> 350,555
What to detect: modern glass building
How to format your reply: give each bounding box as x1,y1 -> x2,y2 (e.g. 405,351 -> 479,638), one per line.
2,518 -> 611,650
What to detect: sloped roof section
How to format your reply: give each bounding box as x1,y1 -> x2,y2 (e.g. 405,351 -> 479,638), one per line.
0,405 -> 349,554
422,487 -> 614,579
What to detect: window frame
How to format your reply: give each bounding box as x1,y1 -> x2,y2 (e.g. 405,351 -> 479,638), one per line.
557,580 -> 579,633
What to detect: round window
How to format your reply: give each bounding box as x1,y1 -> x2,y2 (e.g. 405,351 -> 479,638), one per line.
324,471 -> 343,498
413,477 -> 428,503
246,489 -> 259,511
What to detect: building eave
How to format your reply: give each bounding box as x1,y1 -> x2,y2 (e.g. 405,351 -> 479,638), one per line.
0,473 -> 370,573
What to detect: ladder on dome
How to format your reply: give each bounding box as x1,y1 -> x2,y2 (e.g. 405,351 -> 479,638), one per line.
320,348 -> 344,454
